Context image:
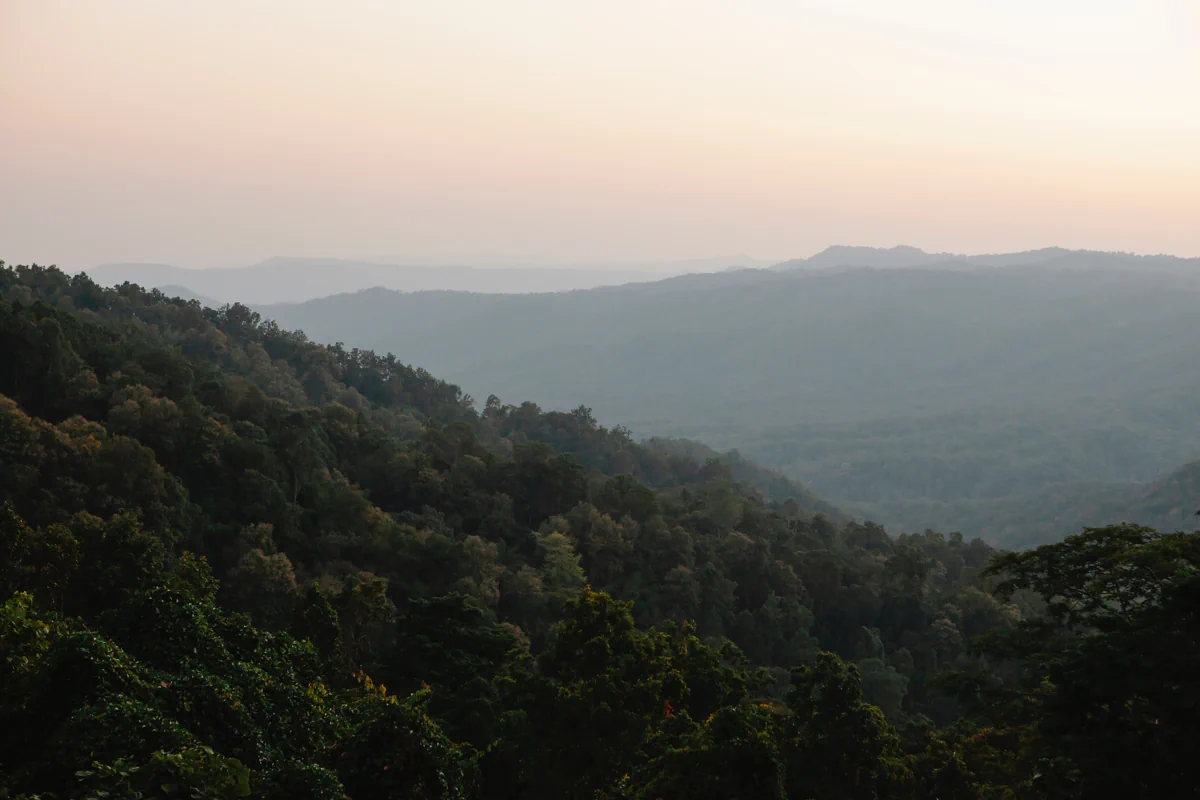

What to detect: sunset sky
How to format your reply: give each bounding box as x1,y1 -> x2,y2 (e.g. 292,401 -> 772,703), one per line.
3,0 -> 1198,270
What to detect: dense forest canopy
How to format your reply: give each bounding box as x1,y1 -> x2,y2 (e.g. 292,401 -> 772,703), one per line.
2,261 -> 1199,797
253,264 -> 1200,546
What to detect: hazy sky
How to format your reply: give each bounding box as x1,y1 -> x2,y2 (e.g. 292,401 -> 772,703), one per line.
3,0 -> 1199,270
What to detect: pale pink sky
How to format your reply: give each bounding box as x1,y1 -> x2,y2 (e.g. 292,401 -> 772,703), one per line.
2,0 -> 1199,270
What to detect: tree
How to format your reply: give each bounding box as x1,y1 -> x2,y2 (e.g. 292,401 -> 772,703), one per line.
488,588 -> 683,799
622,704 -> 787,800
977,524 -> 1200,797
384,593 -> 519,745
336,684 -> 474,800
782,652 -> 911,799
221,548 -> 298,630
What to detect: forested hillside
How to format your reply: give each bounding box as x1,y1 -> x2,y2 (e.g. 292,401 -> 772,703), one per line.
254,265 -> 1200,546
4,261 -> 1199,797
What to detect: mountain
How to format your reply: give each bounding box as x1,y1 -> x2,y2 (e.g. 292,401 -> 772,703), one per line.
255,265 -> 1200,546
256,266 -> 1200,430
358,253 -> 775,272
83,255 -> 762,305
155,283 -> 222,307
5,261 -> 1198,797
1123,459 -> 1200,529
770,244 -> 1199,272
771,245 -> 964,270
2,260 -> 1018,797
944,456 -> 1200,550
1055,457 -> 1200,537
86,249 -> 1198,308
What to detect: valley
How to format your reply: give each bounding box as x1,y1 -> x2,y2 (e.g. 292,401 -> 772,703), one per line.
232,253 -> 1200,547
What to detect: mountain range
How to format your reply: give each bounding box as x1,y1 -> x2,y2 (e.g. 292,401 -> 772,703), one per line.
772,245 -> 1200,272
82,255 -> 772,305
248,260 -> 1200,546
83,246 -> 1200,308
72,245 -> 1200,545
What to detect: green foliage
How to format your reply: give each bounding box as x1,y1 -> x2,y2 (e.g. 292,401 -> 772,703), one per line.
336,685 -> 474,800
621,704 -> 787,800
253,264 -> 1200,548
0,591 -> 64,703
7,262 -> 1193,797
960,524 -> 1200,797
0,263 -> 998,706
383,593 -> 519,745
783,652 -> 912,798
74,746 -> 252,799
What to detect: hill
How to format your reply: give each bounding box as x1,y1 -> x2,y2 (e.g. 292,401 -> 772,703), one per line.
156,283 -> 222,307
6,261 -> 1200,797
84,256 -> 761,305
771,244 -> 974,270
255,265 -> 1200,546
0,259 -> 1014,797
772,244 -> 1200,272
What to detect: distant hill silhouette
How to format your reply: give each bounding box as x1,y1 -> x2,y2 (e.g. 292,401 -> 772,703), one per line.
156,284 -> 221,308
84,248 -> 1199,307
84,255 -> 768,305
250,261 -> 1200,546
770,245 -> 1197,272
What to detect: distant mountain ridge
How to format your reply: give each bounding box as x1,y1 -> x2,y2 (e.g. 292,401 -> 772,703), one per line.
83,255 -> 765,305
155,284 -> 221,307
356,253 -> 774,272
254,265 -> 1200,431
943,456 -> 1200,549
249,263 -> 1200,546
84,247 -> 1200,306
771,245 -> 1199,272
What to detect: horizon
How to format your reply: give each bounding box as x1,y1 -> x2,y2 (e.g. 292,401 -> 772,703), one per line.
68,243 -> 1200,275
4,1 -> 1200,270
73,252 -> 779,273
47,243 -> 1200,308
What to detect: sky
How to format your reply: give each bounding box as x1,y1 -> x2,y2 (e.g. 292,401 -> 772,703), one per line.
2,0 -> 1199,270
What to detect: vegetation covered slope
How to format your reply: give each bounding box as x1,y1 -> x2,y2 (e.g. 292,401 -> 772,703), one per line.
254,266 -> 1200,546
4,261 -> 1199,797
0,261 -> 994,796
